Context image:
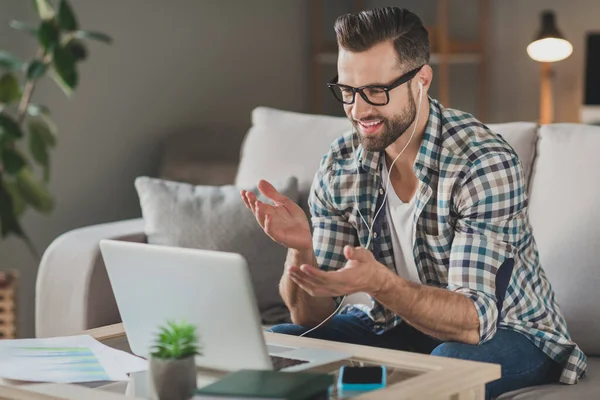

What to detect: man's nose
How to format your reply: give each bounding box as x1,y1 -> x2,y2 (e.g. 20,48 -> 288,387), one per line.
351,93 -> 374,121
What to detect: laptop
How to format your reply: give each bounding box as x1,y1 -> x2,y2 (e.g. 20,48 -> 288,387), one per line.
99,240 -> 351,372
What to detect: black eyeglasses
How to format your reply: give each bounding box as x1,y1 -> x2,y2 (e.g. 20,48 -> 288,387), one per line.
327,65 -> 423,106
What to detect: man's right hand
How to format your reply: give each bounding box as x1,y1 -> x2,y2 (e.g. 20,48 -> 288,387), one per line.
242,180 -> 336,327
241,180 -> 312,252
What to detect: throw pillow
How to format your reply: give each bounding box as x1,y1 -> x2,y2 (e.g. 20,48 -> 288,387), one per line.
134,176 -> 298,324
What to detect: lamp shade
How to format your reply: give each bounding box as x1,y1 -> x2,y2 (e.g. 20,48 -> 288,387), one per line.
527,11 -> 573,62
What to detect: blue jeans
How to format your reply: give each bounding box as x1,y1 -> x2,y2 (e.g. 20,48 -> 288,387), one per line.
268,311 -> 562,400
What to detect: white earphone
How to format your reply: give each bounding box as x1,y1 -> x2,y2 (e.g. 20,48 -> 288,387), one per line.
298,80 -> 423,338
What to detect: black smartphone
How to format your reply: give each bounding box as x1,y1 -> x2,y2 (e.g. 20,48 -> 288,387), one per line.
337,365 -> 387,391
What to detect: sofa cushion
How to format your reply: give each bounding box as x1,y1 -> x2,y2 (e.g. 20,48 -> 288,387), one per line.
235,107 -> 351,213
486,122 -> 538,185
235,108 -> 538,215
498,356 -> 600,399
134,176 -> 299,324
528,123 -> 600,356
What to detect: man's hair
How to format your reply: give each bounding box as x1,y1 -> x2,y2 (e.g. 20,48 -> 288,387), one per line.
334,7 -> 430,70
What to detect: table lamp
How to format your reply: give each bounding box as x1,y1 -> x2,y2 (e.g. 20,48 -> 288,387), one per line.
527,10 -> 573,124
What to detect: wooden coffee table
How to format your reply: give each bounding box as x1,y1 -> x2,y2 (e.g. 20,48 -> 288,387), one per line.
0,323 -> 500,399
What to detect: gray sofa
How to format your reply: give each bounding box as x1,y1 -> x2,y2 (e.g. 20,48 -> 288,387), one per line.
36,107 -> 600,398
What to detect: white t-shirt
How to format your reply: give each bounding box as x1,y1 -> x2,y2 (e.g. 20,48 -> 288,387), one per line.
382,162 -> 421,283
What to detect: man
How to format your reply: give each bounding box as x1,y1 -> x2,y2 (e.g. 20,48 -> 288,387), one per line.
241,7 -> 586,399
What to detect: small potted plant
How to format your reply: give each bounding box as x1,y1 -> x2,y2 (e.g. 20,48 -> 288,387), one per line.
148,320 -> 201,400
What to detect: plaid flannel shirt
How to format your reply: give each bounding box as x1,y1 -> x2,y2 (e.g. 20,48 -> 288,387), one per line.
308,98 -> 587,384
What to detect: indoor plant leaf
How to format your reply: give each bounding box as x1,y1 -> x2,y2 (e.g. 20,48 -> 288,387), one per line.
29,120 -> 54,181
3,180 -> 27,217
27,103 -> 57,135
73,30 -> 113,44
0,180 -> 25,237
1,148 -> 27,175
52,45 -> 78,95
32,0 -> 55,20
57,0 -> 78,31
0,73 -> 22,104
14,168 -> 54,213
151,320 -> 200,360
0,178 -> 36,257
9,20 -> 38,37
26,60 -> 48,80
65,39 -> 87,62
0,113 -> 23,141
49,69 -> 75,97
0,51 -> 25,72
29,118 -> 57,148
38,19 -> 61,51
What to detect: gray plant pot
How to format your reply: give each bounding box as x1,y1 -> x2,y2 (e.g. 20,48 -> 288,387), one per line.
148,356 -> 197,400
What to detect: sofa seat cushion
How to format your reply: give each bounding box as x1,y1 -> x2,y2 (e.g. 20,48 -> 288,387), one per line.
498,356 -> 600,399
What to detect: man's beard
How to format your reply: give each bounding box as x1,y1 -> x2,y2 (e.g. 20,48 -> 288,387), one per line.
352,86 -> 417,152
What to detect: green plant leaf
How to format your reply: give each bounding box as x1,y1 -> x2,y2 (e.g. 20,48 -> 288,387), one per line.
0,179 -> 25,237
49,69 -> 72,97
0,113 -> 23,141
0,74 -> 21,104
14,168 -> 54,213
38,20 -> 61,51
27,103 -> 57,135
57,0 -> 78,31
29,135 -> 49,181
151,320 -> 200,359
0,51 -> 25,72
52,46 -> 78,95
65,39 -> 87,62
29,120 -> 54,181
74,30 -> 113,44
33,0 -> 55,20
9,20 -> 38,37
27,60 -> 48,80
3,180 -> 27,216
30,118 -> 57,148
1,148 -> 27,175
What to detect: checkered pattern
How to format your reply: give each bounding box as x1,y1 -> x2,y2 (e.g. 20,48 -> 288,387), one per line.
308,99 -> 587,384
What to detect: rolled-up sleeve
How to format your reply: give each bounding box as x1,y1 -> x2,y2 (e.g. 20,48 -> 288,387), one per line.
448,151 -> 525,344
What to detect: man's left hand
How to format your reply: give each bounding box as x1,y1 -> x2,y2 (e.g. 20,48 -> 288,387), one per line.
288,245 -> 390,297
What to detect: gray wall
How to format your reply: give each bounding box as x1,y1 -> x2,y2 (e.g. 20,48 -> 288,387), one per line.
0,0 -> 310,338
0,0 -> 598,338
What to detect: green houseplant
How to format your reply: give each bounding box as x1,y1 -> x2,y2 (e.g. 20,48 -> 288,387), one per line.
0,0 -> 111,256
149,320 -> 202,400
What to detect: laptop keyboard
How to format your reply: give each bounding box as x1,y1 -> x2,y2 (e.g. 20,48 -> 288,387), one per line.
270,355 -> 310,370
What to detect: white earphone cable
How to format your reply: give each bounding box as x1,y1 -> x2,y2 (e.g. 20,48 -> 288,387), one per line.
298,82 -> 423,338
360,82 -> 424,250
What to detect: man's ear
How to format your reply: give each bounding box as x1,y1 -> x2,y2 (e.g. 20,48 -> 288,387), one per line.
419,64 -> 433,91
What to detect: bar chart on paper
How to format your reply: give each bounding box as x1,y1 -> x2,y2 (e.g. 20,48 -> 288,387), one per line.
0,335 -> 145,383
7,346 -> 111,383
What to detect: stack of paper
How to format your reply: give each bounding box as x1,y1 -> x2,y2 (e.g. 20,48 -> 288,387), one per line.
0,335 -> 147,383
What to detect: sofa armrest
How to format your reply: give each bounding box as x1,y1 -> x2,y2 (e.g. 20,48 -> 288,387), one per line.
35,218 -> 146,338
